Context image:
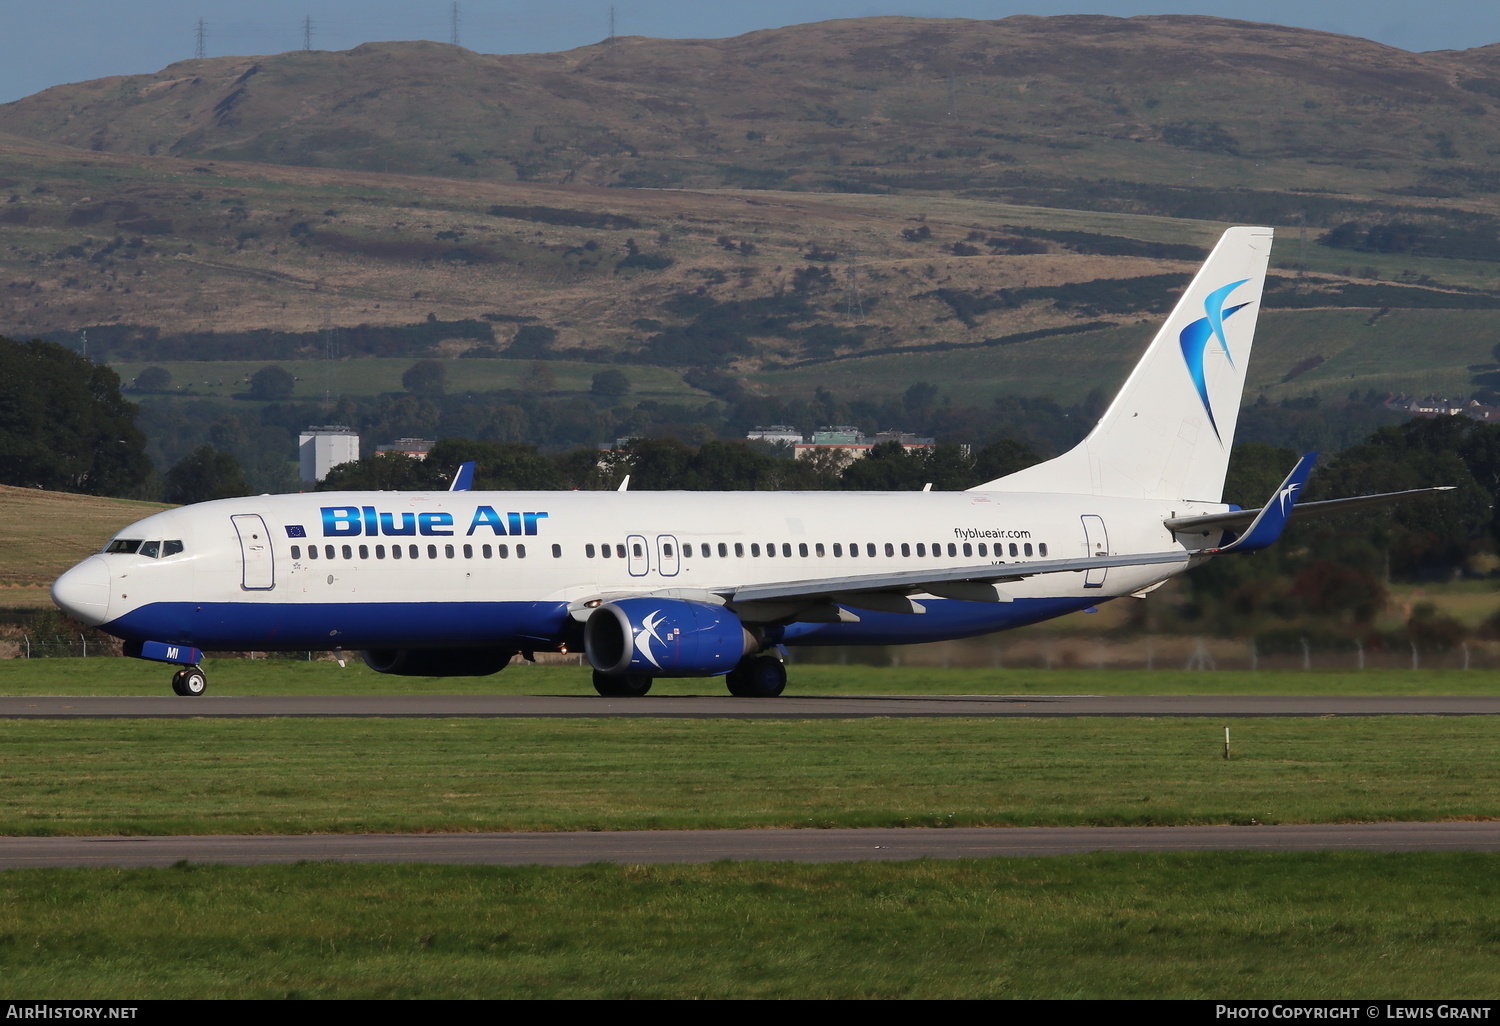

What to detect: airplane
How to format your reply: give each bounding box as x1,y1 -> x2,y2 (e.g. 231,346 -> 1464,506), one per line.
51,226 -> 1448,697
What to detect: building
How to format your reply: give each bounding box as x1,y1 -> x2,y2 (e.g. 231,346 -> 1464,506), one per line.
746,425 -> 805,445
375,437 -> 436,460
298,425 -> 359,484
792,427 -> 935,463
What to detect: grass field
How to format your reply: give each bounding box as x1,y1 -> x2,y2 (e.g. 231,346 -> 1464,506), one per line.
111,358 -> 705,403
4,853 -> 1499,998
1,715 -> 1495,835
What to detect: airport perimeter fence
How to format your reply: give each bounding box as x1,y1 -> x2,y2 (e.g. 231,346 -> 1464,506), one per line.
4,631 -> 1499,671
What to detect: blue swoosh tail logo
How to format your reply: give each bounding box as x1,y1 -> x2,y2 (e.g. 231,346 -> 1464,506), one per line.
1179,278 -> 1253,440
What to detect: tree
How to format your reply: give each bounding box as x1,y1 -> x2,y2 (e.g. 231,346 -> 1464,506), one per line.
163,446 -> 250,505
591,369 -> 631,397
317,452 -> 443,491
135,366 -> 172,391
508,325 -> 557,359
402,359 -> 446,397
0,335 -> 151,496
248,365 -> 295,401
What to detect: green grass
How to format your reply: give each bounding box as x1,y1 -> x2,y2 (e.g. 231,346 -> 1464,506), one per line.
4,658 -> 1499,697
2,716 -> 1497,835
110,358 -> 703,402
4,854 -> 1499,998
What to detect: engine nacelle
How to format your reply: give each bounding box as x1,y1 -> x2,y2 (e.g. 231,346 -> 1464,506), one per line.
584,598 -> 757,677
361,647 -> 513,677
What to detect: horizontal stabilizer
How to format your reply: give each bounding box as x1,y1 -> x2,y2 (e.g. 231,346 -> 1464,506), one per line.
1201,453 -> 1315,554
1166,485 -> 1456,535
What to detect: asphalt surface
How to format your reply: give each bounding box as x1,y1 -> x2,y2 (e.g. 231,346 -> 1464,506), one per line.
2,693 -> 1500,718
3,823 -> 1500,869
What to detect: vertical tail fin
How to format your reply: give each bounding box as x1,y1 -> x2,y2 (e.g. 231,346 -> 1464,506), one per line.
974,225 -> 1274,502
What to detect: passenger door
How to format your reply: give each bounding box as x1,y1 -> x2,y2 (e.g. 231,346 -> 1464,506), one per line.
231,514 -> 275,591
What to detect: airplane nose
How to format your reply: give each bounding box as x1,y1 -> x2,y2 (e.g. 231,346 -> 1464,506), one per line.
52,556 -> 111,626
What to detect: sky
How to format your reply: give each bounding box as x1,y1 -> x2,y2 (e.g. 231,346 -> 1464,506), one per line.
3,1 -> 1499,105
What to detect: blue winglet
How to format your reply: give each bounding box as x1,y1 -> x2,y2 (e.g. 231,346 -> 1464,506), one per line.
449,461 -> 475,492
1213,453 -> 1317,554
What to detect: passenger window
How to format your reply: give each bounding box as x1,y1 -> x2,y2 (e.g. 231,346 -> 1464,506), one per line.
697,544 -> 707,558
833,543 -> 843,557
325,545 -> 336,559
463,544 -> 473,558
376,545 -> 386,559
814,543 -> 824,557
291,545 -> 301,559
1009,543 -> 1018,557
885,543 -> 894,557
1039,543 -> 1048,557
948,543 -> 957,557
391,545 -> 401,560
599,543 -> 610,558
586,544 -> 596,558
866,543 -> 876,557
916,543 -> 925,557
616,544 -> 626,558
900,543 -> 910,557
308,545 -> 319,560
849,543 -> 858,558
408,544 -> 419,559
734,543 -> 744,557
718,543 -> 728,557
498,545 -> 509,558
978,543 -> 987,557
752,543 -> 762,557
517,544 -> 526,558
342,545 -> 353,560
1024,543 -> 1033,557
163,540 -> 184,557
445,544 -> 455,559
482,544 -> 492,558
359,545 -> 369,559
632,543 -> 643,558
427,544 -> 438,559
963,543 -> 973,557
552,544 -> 561,558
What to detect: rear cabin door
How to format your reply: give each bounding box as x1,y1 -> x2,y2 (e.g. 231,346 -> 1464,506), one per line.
231,514 -> 275,591
1080,515 -> 1109,589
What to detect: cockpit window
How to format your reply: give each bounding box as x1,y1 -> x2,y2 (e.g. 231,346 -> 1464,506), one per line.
163,540 -> 184,557
138,541 -> 160,558
105,539 -> 142,554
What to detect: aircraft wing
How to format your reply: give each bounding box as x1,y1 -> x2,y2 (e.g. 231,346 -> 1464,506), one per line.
721,549 -> 1195,617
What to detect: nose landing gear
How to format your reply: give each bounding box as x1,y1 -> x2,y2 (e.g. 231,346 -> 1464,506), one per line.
171,665 -> 207,697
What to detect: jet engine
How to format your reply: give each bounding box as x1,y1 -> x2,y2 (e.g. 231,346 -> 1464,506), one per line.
584,598 -> 758,677
361,647 -> 513,677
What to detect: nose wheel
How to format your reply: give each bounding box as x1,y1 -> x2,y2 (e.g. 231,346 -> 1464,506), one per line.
171,665 -> 207,697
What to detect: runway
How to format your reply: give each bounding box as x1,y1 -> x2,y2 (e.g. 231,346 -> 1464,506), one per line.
3,822 -> 1500,869
3,693 -> 1500,718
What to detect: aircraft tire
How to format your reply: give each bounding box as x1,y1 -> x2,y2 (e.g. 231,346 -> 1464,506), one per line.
592,670 -> 652,697
725,655 -> 786,698
171,666 -> 207,697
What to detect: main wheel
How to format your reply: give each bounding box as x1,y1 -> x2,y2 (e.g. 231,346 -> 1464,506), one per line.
592,670 -> 653,697
171,666 -> 207,697
725,655 -> 787,698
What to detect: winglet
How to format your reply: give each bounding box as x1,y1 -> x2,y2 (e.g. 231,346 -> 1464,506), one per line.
1210,453 -> 1317,554
449,461 -> 475,491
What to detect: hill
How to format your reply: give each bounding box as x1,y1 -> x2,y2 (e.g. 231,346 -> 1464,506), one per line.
0,485 -> 170,609
2,15 -> 1500,420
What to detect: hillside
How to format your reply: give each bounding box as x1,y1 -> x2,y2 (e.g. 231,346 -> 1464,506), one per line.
1,15 -> 1500,414
0,484 -> 170,609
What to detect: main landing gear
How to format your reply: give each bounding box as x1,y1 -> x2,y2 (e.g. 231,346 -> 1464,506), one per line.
725,654 -> 787,698
592,670 -> 653,697
170,665 -> 207,697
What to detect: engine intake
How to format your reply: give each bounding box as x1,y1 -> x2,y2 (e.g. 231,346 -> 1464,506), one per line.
362,647 -> 513,677
585,598 -> 758,677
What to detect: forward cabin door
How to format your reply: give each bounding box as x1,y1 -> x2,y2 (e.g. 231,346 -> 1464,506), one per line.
231,514 -> 275,591
626,534 -> 650,577
1080,515 -> 1109,589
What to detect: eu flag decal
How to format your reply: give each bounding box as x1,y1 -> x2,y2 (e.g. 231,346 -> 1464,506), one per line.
285,525 -> 307,538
